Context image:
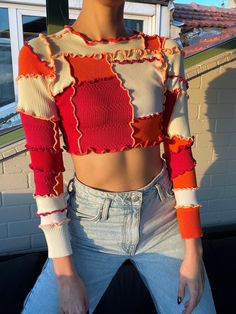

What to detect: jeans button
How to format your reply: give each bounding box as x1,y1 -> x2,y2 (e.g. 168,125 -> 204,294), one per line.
132,195 -> 139,202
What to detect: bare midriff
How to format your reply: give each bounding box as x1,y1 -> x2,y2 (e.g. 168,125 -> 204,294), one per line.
70,145 -> 163,192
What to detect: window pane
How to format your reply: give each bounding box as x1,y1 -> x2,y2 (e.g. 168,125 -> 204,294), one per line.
0,7 -> 17,136
22,15 -> 47,41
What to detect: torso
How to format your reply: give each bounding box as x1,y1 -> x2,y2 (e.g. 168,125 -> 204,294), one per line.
71,145 -> 163,192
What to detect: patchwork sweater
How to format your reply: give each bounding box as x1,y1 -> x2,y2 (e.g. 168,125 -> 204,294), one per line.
16,24 -> 203,258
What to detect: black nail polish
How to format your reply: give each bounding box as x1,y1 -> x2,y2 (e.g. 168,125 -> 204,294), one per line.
177,296 -> 182,304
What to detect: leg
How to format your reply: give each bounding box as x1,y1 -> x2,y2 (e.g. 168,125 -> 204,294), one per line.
131,226 -> 217,314
21,250 -> 127,314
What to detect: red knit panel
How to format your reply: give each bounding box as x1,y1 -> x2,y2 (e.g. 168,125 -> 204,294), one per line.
19,112 -> 64,196
71,76 -> 134,154
29,150 -> 64,172
33,169 -> 60,196
65,54 -> 115,84
162,147 -> 197,179
19,112 -> 61,151
162,89 -> 180,136
55,85 -> 82,153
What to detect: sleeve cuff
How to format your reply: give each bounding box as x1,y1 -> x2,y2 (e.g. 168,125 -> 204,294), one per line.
176,205 -> 204,238
39,221 -> 73,258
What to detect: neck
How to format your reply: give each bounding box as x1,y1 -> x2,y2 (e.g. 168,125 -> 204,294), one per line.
71,0 -> 127,41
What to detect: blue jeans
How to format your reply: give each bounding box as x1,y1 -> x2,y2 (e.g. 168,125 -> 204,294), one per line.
21,159 -> 216,314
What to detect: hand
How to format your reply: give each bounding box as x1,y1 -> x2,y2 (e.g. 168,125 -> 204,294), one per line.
57,273 -> 89,314
177,253 -> 205,314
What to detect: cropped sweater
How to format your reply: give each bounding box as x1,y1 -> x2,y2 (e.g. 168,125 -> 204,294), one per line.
16,25 -> 204,258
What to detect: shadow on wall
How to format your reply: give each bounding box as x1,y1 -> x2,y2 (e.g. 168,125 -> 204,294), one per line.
199,67 -> 236,225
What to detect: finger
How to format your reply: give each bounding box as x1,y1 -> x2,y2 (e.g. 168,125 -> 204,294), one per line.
177,276 -> 186,304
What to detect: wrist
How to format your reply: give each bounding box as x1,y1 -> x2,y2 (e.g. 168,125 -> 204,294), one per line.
184,237 -> 203,256
52,255 -> 77,277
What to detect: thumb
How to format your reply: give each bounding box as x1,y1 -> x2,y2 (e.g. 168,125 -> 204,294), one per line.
177,277 -> 186,304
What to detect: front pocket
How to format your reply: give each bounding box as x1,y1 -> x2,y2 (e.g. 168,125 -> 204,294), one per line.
70,196 -> 104,222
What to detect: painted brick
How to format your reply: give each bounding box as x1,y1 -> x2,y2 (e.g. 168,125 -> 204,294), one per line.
197,174 -> 211,187
8,220 -> 41,237
215,119 -> 236,132
0,205 -> 30,222
218,90 -> 236,104
2,190 -> 35,206
210,174 -> 236,187
0,224 -> 7,238
31,234 -> 47,249
3,155 -> 30,174
209,198 -> 236,211
0,236 -> 31,253
189,119 -> 212,134
199,103 -> 235,119
212,146 -> 236,160
0,174 -> 28,190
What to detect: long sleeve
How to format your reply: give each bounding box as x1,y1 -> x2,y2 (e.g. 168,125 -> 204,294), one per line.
15,39 -> 72,258
162,38 -> 204,239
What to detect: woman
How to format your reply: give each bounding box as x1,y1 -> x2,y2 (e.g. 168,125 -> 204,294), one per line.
17,0 -> 216,313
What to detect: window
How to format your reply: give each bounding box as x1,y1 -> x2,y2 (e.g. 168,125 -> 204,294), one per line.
0,8 -> 17,139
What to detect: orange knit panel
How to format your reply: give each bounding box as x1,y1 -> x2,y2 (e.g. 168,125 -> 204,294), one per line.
176,205 -> 203,238
18,43 -> 54,77
66,54 -> 115,83
172,169 -> 198,189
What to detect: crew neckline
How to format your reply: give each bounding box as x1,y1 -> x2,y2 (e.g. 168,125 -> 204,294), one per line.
63,24 -> 142,44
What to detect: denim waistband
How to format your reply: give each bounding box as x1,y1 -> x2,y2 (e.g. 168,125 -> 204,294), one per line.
67,158 -> 169,199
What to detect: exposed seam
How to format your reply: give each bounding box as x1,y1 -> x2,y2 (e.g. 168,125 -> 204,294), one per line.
133,112 -> 163,121
38,217 -> 71,229
29,165 -> 64,173
52,48 -> 170,63
38,33 -> 57,100
76,75 -> 115,87
167,75 -> 189,89
108,54 -> 135,147
16,73 -> 54,81
65,25 -> 142,45
33,192 -> 65,199
173,187 -> 200,192
70,84 -> 83,154
17,109 -> 59,122
53,171 -> 60,196
175,204 -> 202,209
25,144 -> 63,153
36,207 -> 67,216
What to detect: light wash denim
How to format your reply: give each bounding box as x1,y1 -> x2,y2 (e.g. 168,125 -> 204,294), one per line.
21,159 -> 217,314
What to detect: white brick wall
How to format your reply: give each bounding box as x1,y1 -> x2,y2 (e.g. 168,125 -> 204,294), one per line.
186,49 -> 236,227
0,49 -> 236,256
0,141 -> 74,256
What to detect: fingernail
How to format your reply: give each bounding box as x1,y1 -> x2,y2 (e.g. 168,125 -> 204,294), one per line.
177,296 -> 182,304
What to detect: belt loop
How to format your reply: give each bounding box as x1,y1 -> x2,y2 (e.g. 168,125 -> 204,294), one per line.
155,183 -> 166,202
101,198 -> 112,221
67,177 -> 75,195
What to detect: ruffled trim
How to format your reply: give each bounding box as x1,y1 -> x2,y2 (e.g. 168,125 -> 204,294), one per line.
38,217 -> 71,229
33,191 -> 65,199
173,186 -> 200,192
53,47 -> 166,65
163,135 -> 195,154
175,204 -> 202,210
64,25 -> 142,44
64,137 -> 164,156
36,207 -> 67,216
25,143 -> 63,153
29,164 -> 65,173
17,108 -> 60,122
